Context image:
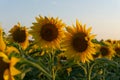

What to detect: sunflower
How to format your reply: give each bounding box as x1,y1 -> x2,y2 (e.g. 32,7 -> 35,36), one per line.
105,39 -> 113,44
105,39 -> 117,46
114,43 -> 120,57
30,16 -> 65,49
112,40 -> 117,44
0,52 -> 20,80
8,23 -> 29,49
98,43 -> 115,59
0,27 -> 6,52
62,20 -> 96,63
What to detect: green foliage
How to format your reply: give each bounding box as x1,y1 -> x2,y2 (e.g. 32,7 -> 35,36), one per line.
6,42 -> 120,80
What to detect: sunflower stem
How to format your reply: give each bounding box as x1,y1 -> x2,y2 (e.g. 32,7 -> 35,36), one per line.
22,57 -> 52,78
88,62 -> 97,80
51,49 -> 56,80
103,68 -> 106,80
52,66 -> 56,80
77,62 -> 87,75
86,62 -> 91,80
86,62 -> 97,80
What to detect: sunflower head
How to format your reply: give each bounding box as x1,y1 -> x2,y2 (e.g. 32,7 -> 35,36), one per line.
115,47 -> 120,57
105,39 -> 118,47
98,42 -> 115,59
63,20 -> 96,63
114,43 -> 120,57
105,39 -> 113,44
0,52 -> 20,80
8,23 -> 29,49
30,16 -> 65,49
113,40 -> 117,44
100,46 -> 110,56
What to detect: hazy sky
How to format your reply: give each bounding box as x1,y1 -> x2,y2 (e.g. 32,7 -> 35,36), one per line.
0,0 -> 120,40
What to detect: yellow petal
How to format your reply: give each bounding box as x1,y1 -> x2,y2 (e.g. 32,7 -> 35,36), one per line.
3,69 -> 10,80
10,67 -> 21,76
10,57 -> 20,67
0,27 -> 6,52
6,46 -> 19,55
66,27 -> 75,34
0,52 -> 9,63
87,27 -> 92,34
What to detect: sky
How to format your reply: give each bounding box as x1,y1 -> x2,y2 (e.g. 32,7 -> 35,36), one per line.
0,0 -> 120,40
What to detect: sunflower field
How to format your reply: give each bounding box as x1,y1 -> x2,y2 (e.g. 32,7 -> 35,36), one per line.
0,15 -> 120,80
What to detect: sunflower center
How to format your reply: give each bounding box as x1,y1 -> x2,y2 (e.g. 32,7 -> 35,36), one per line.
0,57 -> 9,80
40,23 -> 58,42
115,47 -> 120,55
12,28 -> 26,43
106,39 -> 112,43
100,46 -> 109,56
72,32 -> 88,52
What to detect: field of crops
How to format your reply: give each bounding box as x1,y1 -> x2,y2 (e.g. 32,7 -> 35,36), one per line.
0,15 -> 120,80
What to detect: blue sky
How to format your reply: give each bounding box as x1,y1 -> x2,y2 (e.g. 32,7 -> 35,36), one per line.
0,0 -> 120,40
